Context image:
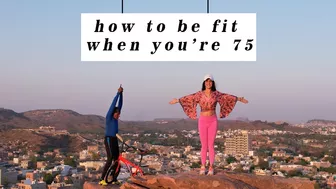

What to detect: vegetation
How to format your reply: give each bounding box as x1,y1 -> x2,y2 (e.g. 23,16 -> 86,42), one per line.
257,159 -> 269,170
297,159 -> 309,166
64,156 -> 77,167
90,152 -> 100,161
319,167 -> 336,174
190,161 -> 201,168
287,170 -> 303,177
43,173 -> 56,184
226,156 -> 237,164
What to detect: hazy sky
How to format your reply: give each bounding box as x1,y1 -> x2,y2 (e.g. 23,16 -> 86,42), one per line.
1,0 -> 335,124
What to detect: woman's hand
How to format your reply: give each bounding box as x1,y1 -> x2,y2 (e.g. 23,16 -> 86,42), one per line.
169,98 -> 179,104
238,97 -> 248,104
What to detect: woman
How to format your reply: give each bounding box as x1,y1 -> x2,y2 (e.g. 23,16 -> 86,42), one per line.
169,74 -> 248,175
99,85 -> 123,186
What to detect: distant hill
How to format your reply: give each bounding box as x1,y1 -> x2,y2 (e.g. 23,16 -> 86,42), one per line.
23,109 -> 105,133
307,119 -> 336,124
0,108 -> 311,133
305,119 -> 336,127
235,117 -> 249,122
0,108 -> 35,130
0,129 -> 88,153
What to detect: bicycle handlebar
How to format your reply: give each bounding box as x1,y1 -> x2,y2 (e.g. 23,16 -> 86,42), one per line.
116,134 -> 148,155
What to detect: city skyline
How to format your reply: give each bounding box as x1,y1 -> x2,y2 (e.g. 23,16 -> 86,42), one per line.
1,0 -> 336,124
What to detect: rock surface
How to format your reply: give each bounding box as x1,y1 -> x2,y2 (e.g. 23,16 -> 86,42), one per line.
224,172 -> 316,189
83,182 -> 122,189
83,170 -> 317,189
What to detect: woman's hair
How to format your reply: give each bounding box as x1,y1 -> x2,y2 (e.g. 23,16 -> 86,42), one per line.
202,80 -> 216,91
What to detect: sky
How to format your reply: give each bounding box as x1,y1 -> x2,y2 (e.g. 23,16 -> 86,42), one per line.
0,0 -> 335,124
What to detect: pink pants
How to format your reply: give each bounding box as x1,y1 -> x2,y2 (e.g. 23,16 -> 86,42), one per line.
198,115 -> 218,165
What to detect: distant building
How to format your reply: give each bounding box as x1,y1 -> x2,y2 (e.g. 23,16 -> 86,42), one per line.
36,161 -> 47,170
272,149 -> 286,157
39,126 -> 56,132
13,158 -> 20,164
20,160 -> 33,169
79,161 -> 104,171
79,150 -> 89,161
327,174 -> 336,188
254,168 -> 271,176
87,145 -> 98,153
279,164 -> 303,172
26,172 -> 41,182
224,130 -> 251,156
16,178 -> 46,189
47,182 -> 74,189
0,166 -> 18,186
310,161 -> 331,169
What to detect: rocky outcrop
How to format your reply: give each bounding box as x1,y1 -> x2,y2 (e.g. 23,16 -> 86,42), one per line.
223,172 -> 316,189
83,170 -> 316,189
122,171 -> 256,189
83,182 -> 121,189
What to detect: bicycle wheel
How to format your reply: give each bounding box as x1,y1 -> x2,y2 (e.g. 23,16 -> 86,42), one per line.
105,160 -> 121,184
130,167 -> 144,177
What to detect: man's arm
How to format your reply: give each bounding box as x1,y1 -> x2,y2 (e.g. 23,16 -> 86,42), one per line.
106,92 -> 120,119
118,92 -> 123,111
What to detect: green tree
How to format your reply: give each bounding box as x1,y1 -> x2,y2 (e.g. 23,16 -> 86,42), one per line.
90,152 -> 100,160
148,148 -> 158,154
285,157 -> 293,163
65,179 -> 73,184
258,159 -> 269,170
3,177 -> 9,187
287,170 -> 302,177
320,167 -> 336,174
249,165 -> 255,173
43,173 -> 55,184
64,157 -> 77,167
226,156 -> 237,164
274,157 -> 285,162
298,159 -> 309,166
190,161 -> 201,168
322,156 -> 334,164
29,156 -> 37,169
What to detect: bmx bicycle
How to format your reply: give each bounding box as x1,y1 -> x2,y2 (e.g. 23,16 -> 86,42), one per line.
104,134 -> 148,184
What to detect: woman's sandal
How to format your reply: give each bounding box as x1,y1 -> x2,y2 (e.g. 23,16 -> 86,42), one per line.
207,166 -> 214,175
199,166 -> 206,175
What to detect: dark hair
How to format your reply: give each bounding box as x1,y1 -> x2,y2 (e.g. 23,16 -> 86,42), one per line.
113,107 -> 120,114
202,80 -> 216,91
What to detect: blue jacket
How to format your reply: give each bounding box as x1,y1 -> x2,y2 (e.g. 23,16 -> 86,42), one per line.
105,92 -> 123,137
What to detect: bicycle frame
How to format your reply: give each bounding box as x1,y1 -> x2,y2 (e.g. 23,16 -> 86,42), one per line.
115,155 -> 144,177
108,134 -> 147,180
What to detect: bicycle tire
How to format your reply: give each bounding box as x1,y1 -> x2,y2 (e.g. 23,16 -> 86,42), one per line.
130,167 -> 144,177
105,160 -> 121,184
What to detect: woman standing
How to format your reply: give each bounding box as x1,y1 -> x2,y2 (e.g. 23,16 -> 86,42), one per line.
169,74 -> 248,175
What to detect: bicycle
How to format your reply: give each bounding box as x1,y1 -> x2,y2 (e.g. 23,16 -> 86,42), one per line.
104,134 -> 148,184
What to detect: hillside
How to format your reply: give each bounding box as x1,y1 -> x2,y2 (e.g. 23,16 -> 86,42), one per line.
0,108 -> 35,130
0,108 -> 311,133
23,109 -> 105,133
307,119 -> 336,126
122,119 -> 312,133
0,129 -> 88,153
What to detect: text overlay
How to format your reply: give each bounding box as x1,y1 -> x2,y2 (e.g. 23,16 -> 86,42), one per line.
81,13 -> 257,61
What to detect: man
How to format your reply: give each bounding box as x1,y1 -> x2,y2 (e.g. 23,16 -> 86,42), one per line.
99,85 -> 123,186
